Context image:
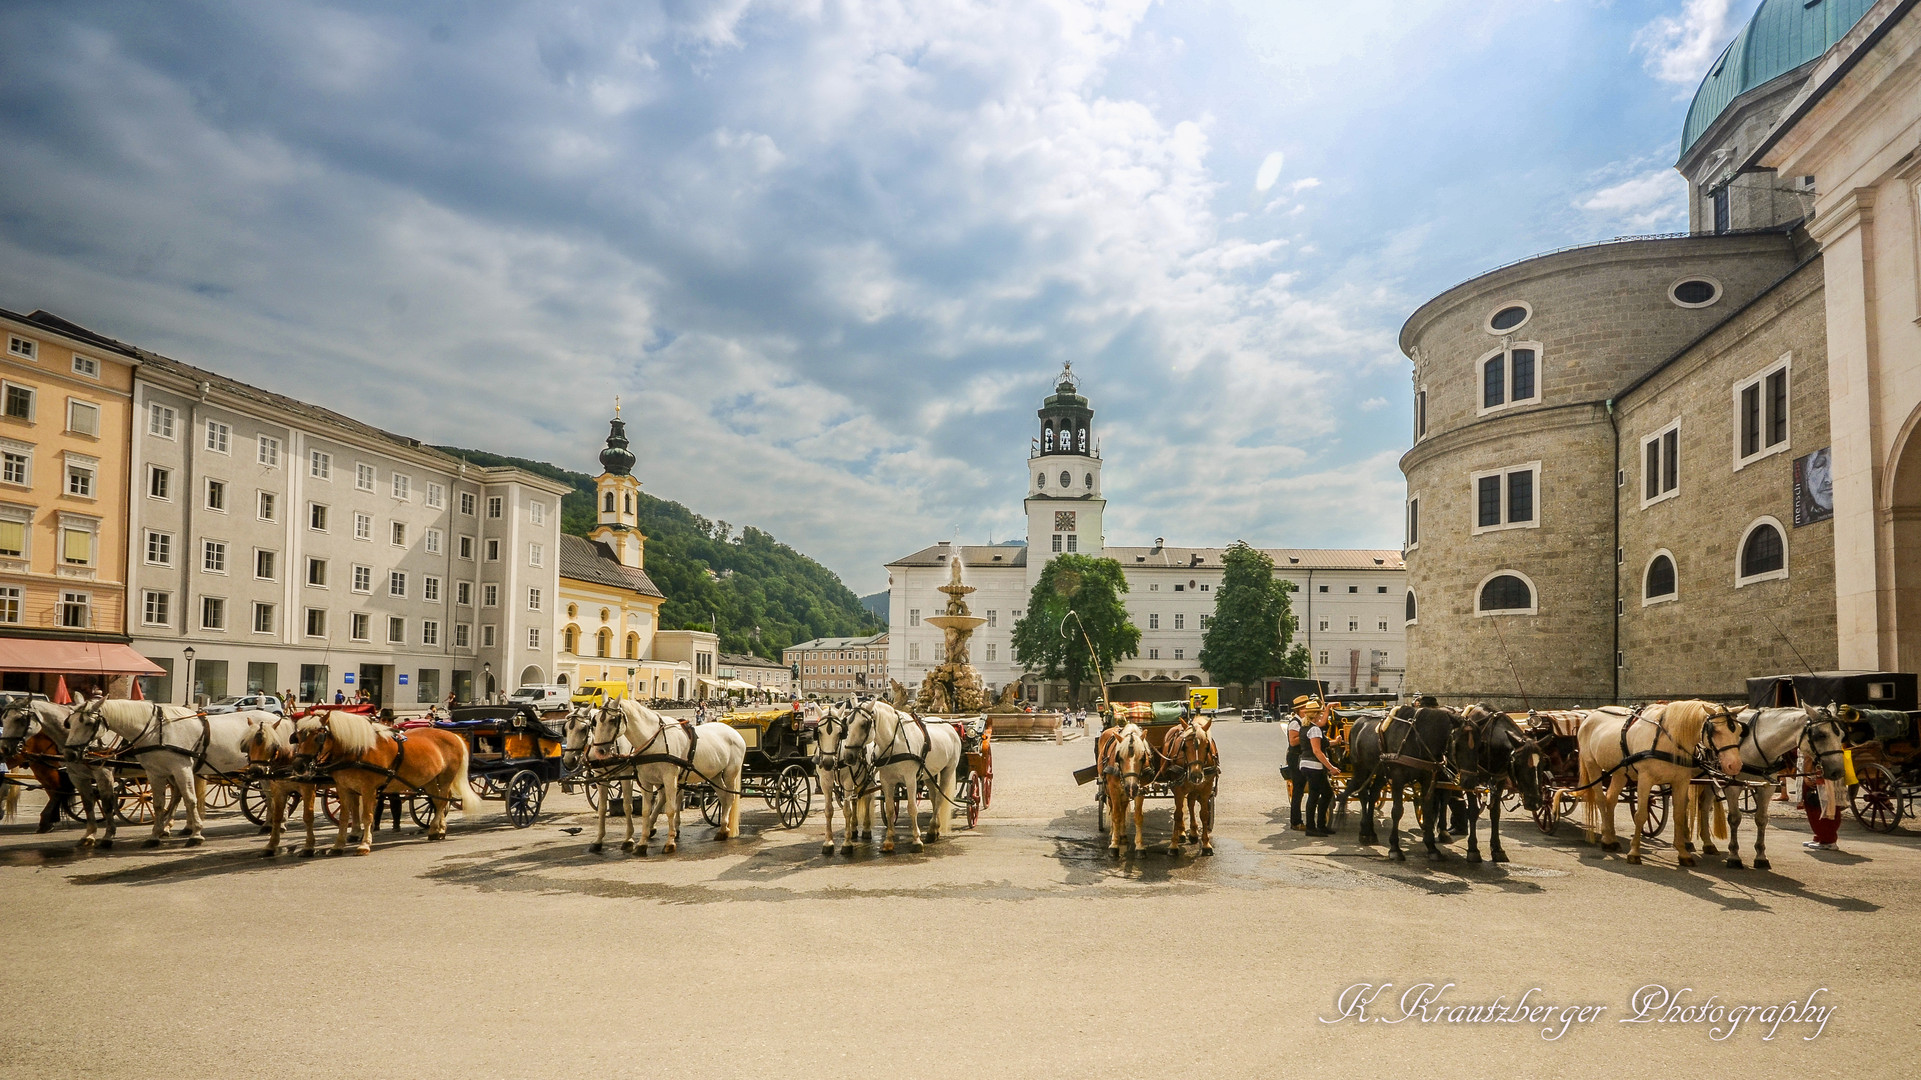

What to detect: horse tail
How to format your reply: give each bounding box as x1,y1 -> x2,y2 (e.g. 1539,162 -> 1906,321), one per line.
451,735 -> 484,815
1579,754 -> 1600,838
1712,791 -> 1728,840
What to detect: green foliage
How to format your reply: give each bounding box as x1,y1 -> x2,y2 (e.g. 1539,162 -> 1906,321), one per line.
437,447 -> 881,659
1199,542 -> 1305,687
1010,554 -> 1140,706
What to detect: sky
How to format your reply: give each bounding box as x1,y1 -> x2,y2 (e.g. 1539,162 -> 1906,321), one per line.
0,0 -> 1755,594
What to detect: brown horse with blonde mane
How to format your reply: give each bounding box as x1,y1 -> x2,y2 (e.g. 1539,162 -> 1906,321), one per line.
244,715 -> 320,857
294,712 -> 480,855
1097,722 -> 1156,857
1578,700 -> 1744,866
1164,717 -> 1219,855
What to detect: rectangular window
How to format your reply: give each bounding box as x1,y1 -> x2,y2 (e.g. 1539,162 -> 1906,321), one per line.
482,625 -> 496,648
486,539 -> 500,561
1642,421 -> 1680,505
148,465 -> 171,499
1173,613 -> 1185,630
389,571 -> 407,598
354,512 -> 371,541
909,609 -> 920,627
1415,389 -> 1427,440
909,643 -> 920,662
67,400 -> 99,437
1734,356 -> 1791,468
0,585 -> 19,623
454,623 -> 471,648
204,420 -> 229,453
66,462 -> 94,498
1509,349 -> 1535,401
72,355 -> 98,378
1174,648 -> 1184,660
6,336 -> 33,360
61,526 -> 92,566
1507,470 -> 1533,524
257,435 -> 280,467
1199,615 -> 1210,630
1407,496 -> 1420,548
987,610 -> 997,628
527,627 -> 540,650
456,581 -> 472,606
3,384 -> 34,421
459,491 -> 475,516
1483,354 -> 1504,409
142,590 -> 170,626
205,478 -> 225,512
203,539 -> 227,573
528,542 -> 543,567
1148,648 -> 1160,660
530,501 -> 545,526
1477,475 -> 1501,528
483,583 -> 498,607
201,596 -> 226,631
985,642 -> 997,662
390,521 -> 407,547
387,616 -> 406,644
426,482 -> 445,509
1767,368 -> 1788,447
1741,384 -> 1760,457
351,612 -> 371,641
1349,618 -> 1360,632
148,403 -> 176,439
458,535 -> 474,560
1379,620 -> 1390,631
307,557 -> 327,587
392,474 -> 411,500
1065,534 -> 1077,552
309,503 -> 328,531
423,576 -> 441,603
1472,463 -> 1541,533
1149,613 -> 1159,630
3,451 -> 29,486
356,463 -> 375,491
527,587 -> 541,611
255,549 -> 275,580
351,564 -> 371,592
305,608 -> 326,637
487,496 -> 502,519
145,530 -> 173,566
1051,534 -> 1062,553
60,591 -> 90,629
422,620 -> 439,646
424,528 -> 442,555
1712,185 -> 1730,234
310,450 -> 332,479
252,602 -> 275,634
1318,650 -> 1330,665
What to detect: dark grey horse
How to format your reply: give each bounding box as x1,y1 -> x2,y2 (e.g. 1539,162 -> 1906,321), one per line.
1448,704 -> 1543,864
1349,704 -> 1458,861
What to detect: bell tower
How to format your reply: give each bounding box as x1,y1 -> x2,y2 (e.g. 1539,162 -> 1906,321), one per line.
1023,363 -> 1104,588
589,400 -> 646,570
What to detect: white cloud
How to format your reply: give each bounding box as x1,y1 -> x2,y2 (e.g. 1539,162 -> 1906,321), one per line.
1633,0 -> 1741,87
1577,167 -> 1688,232
1254,150 -> 1285,191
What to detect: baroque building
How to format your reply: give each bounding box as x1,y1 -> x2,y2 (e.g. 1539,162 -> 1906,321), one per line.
1401,0 -> 1920,706
886,367 -> 1405,705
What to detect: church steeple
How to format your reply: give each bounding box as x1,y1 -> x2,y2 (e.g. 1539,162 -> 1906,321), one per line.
1023,363 -> 1104,582
1036,361 -> 1096,458
590,400 -> 646,569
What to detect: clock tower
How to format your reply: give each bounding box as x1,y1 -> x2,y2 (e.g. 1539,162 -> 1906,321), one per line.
1023,363 -> 1104,591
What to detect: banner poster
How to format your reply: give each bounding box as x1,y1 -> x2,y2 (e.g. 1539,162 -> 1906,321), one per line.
1793,447 -> 1834,527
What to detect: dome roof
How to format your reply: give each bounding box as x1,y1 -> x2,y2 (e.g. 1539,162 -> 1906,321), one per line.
598,416 -> 635,476
1680,0 -> 1875,156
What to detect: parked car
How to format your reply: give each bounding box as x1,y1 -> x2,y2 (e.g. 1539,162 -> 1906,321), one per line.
507,684 -> 571,709
570,680 -> 630,710
203,693 -> 284,715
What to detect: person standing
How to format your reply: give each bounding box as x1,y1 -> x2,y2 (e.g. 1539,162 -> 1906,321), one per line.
1300,707 -> 1336,836
335,688 -> 346,705
1801,743 -> 1843,852
1285,697 -> 1309,830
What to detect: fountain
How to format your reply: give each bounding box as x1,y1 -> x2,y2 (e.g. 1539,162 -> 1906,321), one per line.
915,554 -> 988,714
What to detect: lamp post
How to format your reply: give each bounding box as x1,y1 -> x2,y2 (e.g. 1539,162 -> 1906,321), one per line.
182,646 -> 196,707
483,661 -> 493,703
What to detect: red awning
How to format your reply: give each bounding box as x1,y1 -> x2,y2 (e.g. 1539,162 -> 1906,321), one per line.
0,639 -> 168,676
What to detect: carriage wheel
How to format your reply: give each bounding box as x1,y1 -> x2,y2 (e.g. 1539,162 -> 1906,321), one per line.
981,767 -> 992,810
115,777 -> 154,825
1094,782 -> 1106,829
1532,789 -> 1560,835
504,770 -> 544,829
771,765 -> 812,829
320,788 -> 341,826
1638,786 -> 1669,839
55,788 -> 83,821
470,774 -> 498,800
695,784 -> 724,827
407,794 -> 437,829
202,781 -> 238,811
1850,763 -> 1903,833
964,773 -> 984,829
239,781 -> 269,826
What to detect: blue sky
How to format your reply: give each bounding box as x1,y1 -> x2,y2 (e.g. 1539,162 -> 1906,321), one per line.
0,0 -> 1752,593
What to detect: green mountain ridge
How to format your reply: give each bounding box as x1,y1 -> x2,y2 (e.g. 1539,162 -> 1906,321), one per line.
436,447 -> 882,660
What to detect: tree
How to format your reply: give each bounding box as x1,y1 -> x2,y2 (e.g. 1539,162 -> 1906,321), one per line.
1200,542 -> 1308,690
1011,554 -> 1141,707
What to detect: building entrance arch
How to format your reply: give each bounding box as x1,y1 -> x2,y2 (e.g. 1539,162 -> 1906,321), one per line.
1889,417 -> 1921,671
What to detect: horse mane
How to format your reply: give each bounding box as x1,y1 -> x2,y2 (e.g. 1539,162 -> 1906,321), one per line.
1652,699 -> 1714,747
252,717 -> 291,752
326,711 -> 380,755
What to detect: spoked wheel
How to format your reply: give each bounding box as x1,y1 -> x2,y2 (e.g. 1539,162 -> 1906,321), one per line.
504,770 -> 544,829
1851,763 -> 1903,833
1631,785 -> 1669,839
320,788 -> 341,826
695,784 -> 724,827
770,765 -> 812,829
407,794 -> 437,829
1533,788 -> 1560,835
239,781 -> 270,826
202,781 -> 238,811
115,777 -> 155,825
471,774 -> 499,800
964,773 -> 985,829
981,767 -> 992,810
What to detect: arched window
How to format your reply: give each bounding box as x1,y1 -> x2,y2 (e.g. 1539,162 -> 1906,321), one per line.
1077,427 -> 1087,452
1738,519 -> 1787,584
597,629 -> 612,658
563,626 -> 579,654
603,492 -> 614,513
1405,590 -> 1417,624
625,633 -> 640,660
623,493 -> 632,514
1475,571 -> 1536,615
1645,553 -> 1677,601
1479,345 -> 1542,412
1043,425 -> 1055,452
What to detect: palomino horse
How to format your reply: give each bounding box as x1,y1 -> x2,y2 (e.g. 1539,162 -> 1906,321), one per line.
1448,704 -> 1543,864
589,699 -> 747,854
1096,721 -> 1155,857
1,698 -> 119,847
1578,700 -> 1745,866
65,699 -> 266,847
243,716 -> 320,857
293,712 -> 478,855
1689,704 -> 1852,870
1348,704 -> 1458,861
815,702 -> 874,855
561,709 -> 642,854
848,700 -> 961,854
1163,717 -> 1219,855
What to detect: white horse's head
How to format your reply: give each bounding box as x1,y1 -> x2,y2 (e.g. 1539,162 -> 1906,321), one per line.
1102,722 -> 1153,797
841,700 -> 881,763
561,707 -> 604,771
1802,704 -> 1852,783
0,697 -> 38,756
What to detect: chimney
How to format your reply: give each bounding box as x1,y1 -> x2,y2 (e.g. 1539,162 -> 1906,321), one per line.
1153,537 -> 1164,552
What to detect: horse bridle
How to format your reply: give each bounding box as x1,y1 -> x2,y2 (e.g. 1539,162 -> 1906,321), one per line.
1692,706 -> 1748,781
1167,723 -> 1216,786
1101,728 -> 1153,784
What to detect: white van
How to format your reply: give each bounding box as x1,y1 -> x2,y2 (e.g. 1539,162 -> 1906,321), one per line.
507,685 -> 571,709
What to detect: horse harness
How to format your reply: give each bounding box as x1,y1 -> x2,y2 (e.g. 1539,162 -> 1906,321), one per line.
1379,707 -> 1451,780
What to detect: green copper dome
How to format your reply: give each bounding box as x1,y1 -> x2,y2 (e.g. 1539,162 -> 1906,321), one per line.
1680,0 -> 1875,155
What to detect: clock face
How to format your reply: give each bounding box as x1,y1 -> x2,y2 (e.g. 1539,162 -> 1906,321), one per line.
1055,511 -> 1076,532
1059,471 -> 1072,488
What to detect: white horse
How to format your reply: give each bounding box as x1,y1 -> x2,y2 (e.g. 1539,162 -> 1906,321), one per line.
0,698 -> 119,847
845,700 -> 961,854
815,702 -> 874,855
561,708 -> 641,853
66,699 -> 271,847
1691,704 -> 1853,870
589,699 -> 746,855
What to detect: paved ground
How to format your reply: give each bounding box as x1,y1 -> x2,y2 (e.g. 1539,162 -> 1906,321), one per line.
1,717 -> 1915,1078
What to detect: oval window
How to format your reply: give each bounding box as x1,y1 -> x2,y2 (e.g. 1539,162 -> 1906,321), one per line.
1035,472 -> 1045,488
1060,471 -> 1072,488
1671,279 -> 1720,307
1645,555 -> 1676,598
1489,305 -> 1529,332
1084,473 -> 1093,489
1478,574 -> 1533,612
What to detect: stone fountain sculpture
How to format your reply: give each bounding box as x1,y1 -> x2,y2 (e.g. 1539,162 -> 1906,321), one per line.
915,555 -> 988,714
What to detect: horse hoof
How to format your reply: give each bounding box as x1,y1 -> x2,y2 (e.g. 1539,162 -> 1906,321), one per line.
1677,855 -> 1696,868
1601,840 -> 1621,853
97,839 -> 113,850
663,843 -> 677,855
260,847 -> 277,859
184,836 -> 204,848
141,838 -> 161,849
620,840 -> 635,852
1726,856 -> 1744,869
1108,846 -> 1120,858
1390,850 -> 1406,862
1626,854 -> 1642,865
1201,845 -> 1214,856
298,848 -> 316,859
35,822 -> 54,834
1491,850 -> 1509,863
910,841 -> 924,853
1702,844 -> 1719,856
882,844 -> 896,855
587,843 -> 604,854
355,846 -> 371,856
1466,851 -> 1483,864
1753,858 -> 1771,870
923,831 -> 938,844
822,844 -> 836,855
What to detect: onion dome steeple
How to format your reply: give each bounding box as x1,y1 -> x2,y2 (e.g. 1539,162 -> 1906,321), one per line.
599,400 -> 636,477
1035,361 -> 1095,458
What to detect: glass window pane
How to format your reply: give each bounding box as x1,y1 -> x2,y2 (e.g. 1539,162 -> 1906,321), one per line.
1646,555 -> 1676,598
1662,429 -> 1678,491
1483,356 -> 1505,408
1509,349 -> 1534,400
1743,525 -> 1784,577
1741,384 -> 1760,457
1767,369 -> 1787,446
1646,439 -> 1660,500
1507,470 -> 1533,523
1478,475 -> 1502,528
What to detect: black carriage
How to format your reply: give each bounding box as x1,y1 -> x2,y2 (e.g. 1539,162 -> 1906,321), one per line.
688,707 -> 818,829
1518,708 -> 1670,839
1750,671 -> 1921,833
428,704 -> 567,828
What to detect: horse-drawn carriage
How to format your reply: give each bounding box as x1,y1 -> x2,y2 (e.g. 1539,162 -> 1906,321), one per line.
428,704 -> 567,828
1748,671 -> 1921,834
691,707 -> 818,829
1085,700 -> 1189,819
1518,709 -> 1670,839
1079,699 -> 1218,855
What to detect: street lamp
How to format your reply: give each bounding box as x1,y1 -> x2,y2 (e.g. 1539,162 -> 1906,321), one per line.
483,661 -> 492,701
182,646 -> 196,707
